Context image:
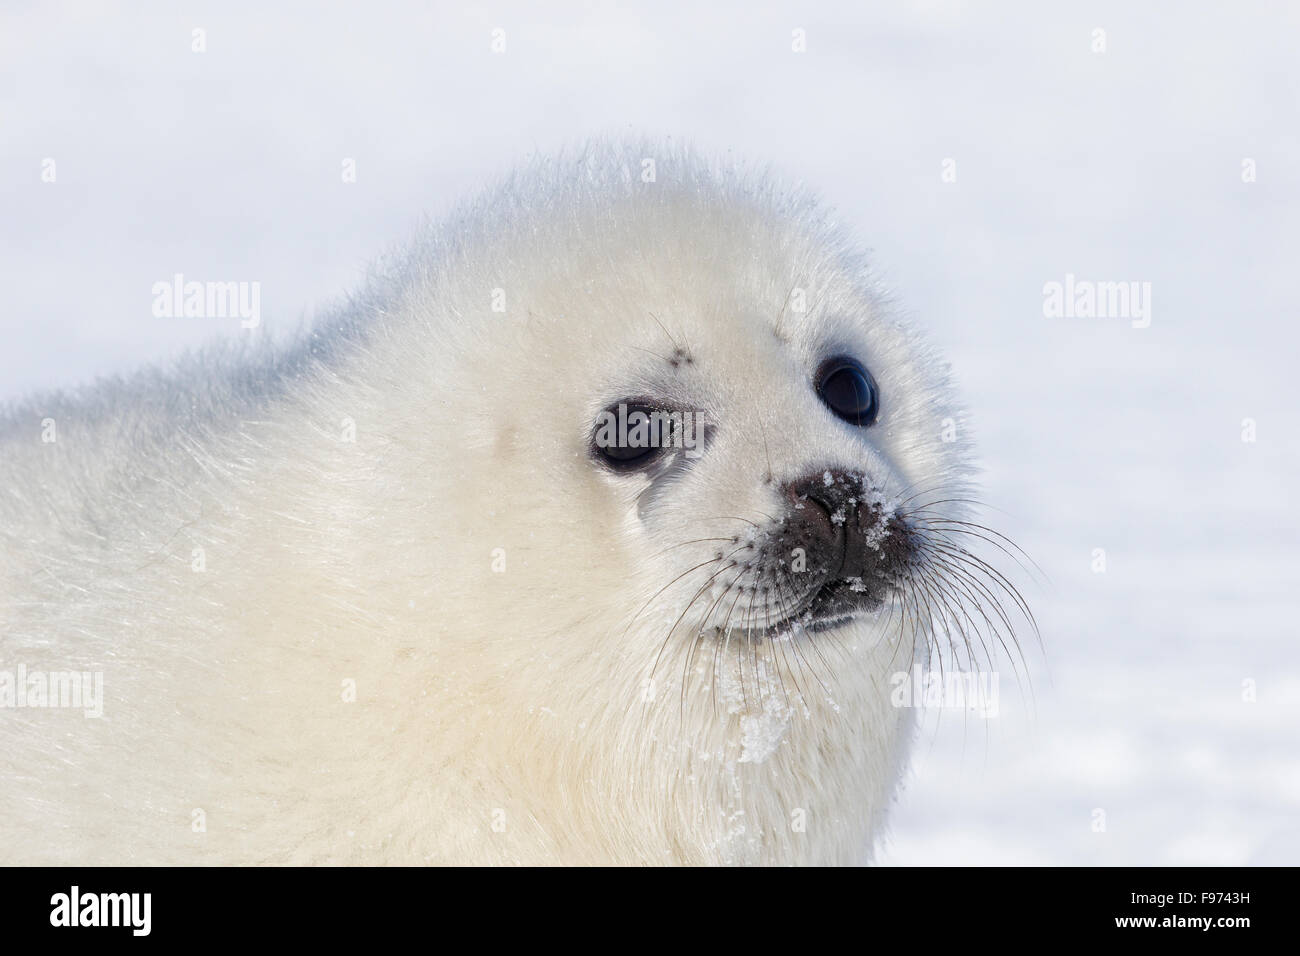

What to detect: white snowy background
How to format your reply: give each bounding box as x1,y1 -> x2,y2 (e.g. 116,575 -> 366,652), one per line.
2,1 -> 1297,864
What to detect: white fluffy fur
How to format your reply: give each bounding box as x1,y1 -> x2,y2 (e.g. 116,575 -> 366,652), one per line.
0,142 -> 972,865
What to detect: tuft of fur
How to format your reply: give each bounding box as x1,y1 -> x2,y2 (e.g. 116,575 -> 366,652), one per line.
1,141 -> 976,864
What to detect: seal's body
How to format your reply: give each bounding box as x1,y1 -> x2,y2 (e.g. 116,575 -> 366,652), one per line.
0,145 -> 983,864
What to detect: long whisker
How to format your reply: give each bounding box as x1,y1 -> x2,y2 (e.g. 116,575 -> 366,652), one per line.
682,565 -> 750,722
922,546 -> 1033,687
647,548 -> 748,685
921,553 -> 1024,691
647,536 -> 735,559
770,571 -> 835,701
713,567 -> 752,717
923,539 -> 1041,649
904,514 -> 1046,581
766,570 -> 810,711
624,553 -> 727,643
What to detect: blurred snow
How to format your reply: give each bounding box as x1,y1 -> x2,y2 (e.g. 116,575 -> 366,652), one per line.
2,0 -> 1297,864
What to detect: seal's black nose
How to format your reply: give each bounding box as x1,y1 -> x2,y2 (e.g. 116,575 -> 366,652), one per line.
783,470 -> 906,582
787,469 -> 861,521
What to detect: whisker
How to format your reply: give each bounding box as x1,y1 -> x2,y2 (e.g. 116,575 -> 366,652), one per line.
713,568 -> 752,718
773,585 -> 836,702
923,547 -> 1033,686
924,539 -> 1041,648
647,536 -> 735,559
766,571 -> 810,711
904,514 -> 1046,582
624,553 -> 727,643
648,554 -> 745,686
681,565 -> 751,720
921,555 -> 1025,690
912,566 -> 978,673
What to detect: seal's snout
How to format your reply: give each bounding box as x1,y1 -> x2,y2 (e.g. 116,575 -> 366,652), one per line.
786,470 -> 891,569
784,472 -> 848,545
779,470 -> 911,622
786,469 -> 868,526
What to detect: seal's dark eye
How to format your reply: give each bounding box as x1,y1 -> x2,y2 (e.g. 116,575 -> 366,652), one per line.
591,401 -> 672,470
815,357 -> 880,427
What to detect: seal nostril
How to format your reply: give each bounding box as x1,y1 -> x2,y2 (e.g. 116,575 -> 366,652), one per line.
785,469 -> 861,526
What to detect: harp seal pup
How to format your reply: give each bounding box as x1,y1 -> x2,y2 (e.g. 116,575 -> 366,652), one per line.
0,142 -> 999,865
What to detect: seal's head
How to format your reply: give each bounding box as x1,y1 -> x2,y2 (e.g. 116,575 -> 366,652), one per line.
355,144 -> 1026,862
0,142 -> 1030,867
